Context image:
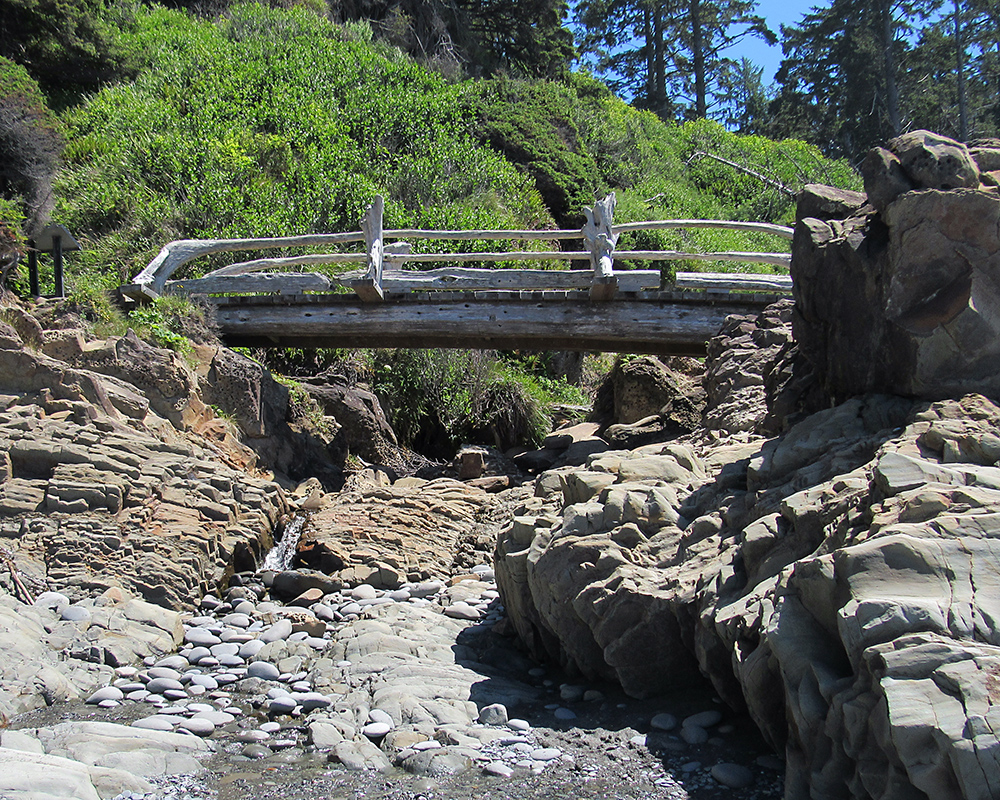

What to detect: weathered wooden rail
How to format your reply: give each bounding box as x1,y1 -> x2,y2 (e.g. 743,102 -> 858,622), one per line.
121,194 -> 793,354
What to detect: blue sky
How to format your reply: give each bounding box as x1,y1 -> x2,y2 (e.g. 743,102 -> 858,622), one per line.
722,0 -> 820,85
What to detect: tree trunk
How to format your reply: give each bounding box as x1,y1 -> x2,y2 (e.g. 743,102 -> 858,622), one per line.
644,4 -> 654,106
652,1 -> 667,117
880,0 -> 901,135
690,0 -> 707,117
954,0 -> 969,140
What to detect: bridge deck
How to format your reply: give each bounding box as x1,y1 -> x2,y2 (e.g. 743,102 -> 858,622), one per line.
213,289 -> 780,355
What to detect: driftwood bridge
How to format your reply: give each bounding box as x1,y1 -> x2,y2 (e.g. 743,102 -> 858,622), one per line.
122,195 -> 793,356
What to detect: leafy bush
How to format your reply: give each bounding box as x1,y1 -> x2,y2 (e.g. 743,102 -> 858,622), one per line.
55,3 -> 547,285
0,0 -> 132,101
367,349 -> 551,456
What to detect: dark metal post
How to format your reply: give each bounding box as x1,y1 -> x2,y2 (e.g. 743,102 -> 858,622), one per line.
53,235 -> 64,298
27,241 -> 38,297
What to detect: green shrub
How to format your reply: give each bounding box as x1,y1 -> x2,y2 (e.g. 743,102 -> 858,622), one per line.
55,3 -> 548,282
368,349 -> 552,456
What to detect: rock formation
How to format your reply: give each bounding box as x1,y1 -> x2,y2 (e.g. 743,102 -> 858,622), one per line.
496,131 -> 1000,800
793,130 -> 1000,402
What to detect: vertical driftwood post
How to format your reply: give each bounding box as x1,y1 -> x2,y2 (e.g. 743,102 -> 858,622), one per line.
353,196 -> 385,302
583,193 -> 618,301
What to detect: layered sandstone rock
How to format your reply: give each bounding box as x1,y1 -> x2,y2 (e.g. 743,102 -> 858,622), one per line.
296,478 -> 496,589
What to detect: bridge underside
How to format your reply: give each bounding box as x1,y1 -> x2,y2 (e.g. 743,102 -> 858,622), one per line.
213,291 -> 776,356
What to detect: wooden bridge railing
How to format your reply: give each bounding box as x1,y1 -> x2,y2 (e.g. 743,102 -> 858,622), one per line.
121,193 -> 793,303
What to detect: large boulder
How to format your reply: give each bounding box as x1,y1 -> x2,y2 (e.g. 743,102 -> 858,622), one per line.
792,186 -> 1000,401
298,371 -> 400,466
591,356 -> 704,451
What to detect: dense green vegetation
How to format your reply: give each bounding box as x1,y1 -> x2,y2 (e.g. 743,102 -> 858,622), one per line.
44,3 -> 855,292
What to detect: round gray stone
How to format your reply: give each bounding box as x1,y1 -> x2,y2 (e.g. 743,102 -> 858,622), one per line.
684,710 -> 722,728
178,717 -> 216,737
650,713 -> 677,731
247,661 -> 281,681
242,744 -> 272,759
362,722 -> 391,739
131,716 -> 176,732
711,763 -> 754,789
268,697 -> 297,715
60,605 -> 91,622
260,619 -> 293,643
681,725 -> 709,745
184,628 -> 221,646
145,677 -> 184,695
86,686 -> 124,705
478,703 -> 508,725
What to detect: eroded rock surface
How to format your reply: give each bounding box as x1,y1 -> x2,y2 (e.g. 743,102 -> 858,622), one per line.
496,381 -> 1000,800
296,478 -> 495,589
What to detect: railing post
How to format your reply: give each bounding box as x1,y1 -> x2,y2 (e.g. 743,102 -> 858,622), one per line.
583,193 -> 618,301
353,196 -> 385,302
52,234 -> 64,298
27,241 -> 38,297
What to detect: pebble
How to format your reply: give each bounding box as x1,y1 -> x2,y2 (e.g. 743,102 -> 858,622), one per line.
531,748 -> 562,761
60,605 -> 91,622
684,710 -> 722,728
239,640 -> 267,659
146,677 -> 184,694
247,661 -> 281,680
186,647 -> 212,663
553,707 -> 577,720
351,584 -> 377,601
711,762 -> 754,789
178,717 -> 216,737
478,703 -> 508,725
507,719 -> 530,732
368,709 -> 395,727
185,628 -> 221,646
680,725 -> 709,745
241,744 -> 272,759
444,602 -> 481,621
681,761 -> 702,773
86,686 -> 124,704
268,697 -> 297,715
297,692 -> 332,711
236,730 -> 271,743
259,721 -> 281,733
363,722 -> 391,739
412,740 -> 441,751
650,712 -> 678,731
132,716 -> 177,732
155,656 -> 190,671
260,619 -> 294,643
484,761 -> 514,777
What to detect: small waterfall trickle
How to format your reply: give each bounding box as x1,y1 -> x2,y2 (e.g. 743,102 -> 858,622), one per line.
262,515 -> 307,572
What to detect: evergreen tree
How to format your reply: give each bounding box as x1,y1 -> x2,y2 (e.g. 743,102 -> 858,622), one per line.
574,0 -> 773,122
767,0 -> 939,160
